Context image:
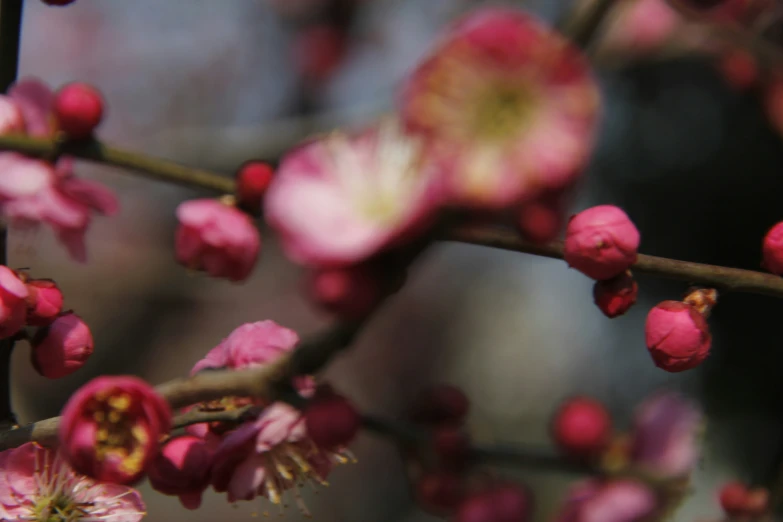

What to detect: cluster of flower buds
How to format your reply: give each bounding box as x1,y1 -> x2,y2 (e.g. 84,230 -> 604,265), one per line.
550,393 -> 702,522
645,288 -> 716,372
404,384 -> 533,522
0,266 -> 94,379
0,78 -> 117,261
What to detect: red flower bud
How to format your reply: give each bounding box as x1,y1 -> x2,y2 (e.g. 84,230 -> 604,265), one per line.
551,397 -> 612,457
308,264 -> 382,319
25,279 -> 63,326
53,83 -> 104,139
593,271 -> 638,318
564,205 -> 640,280
31,312 -> 93,379
455,484 -> 531,522
763,221 -> 783,275
304,394 -> 360,450
645,301 -> 711,372
235,161 -> 273,214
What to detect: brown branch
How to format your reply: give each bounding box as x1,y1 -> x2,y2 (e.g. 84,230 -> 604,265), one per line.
447,226 -> 783,299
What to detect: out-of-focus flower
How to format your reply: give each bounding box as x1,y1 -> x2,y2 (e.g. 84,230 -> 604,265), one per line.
0,442 -> 145,521
235,161 -> 274,215
307,263 -> 383,318
551,396 -> 613,458
210,402 -> 352,511
294,24 -> 348,84
147,435 -> 213,510
401,8 -> 599,209
58,375 -> 172,485
645,301 -> 711,372
554,479 -> 657,522
0,78 -> 118,262
175,198 -> 261,282
265,118 -> 440,266
719,481 -> 770,518
303,393 -> 360,449
454,483 -> 532,522
629,392 -> 702,478
53,82 -> 105,139
24,277 -> 63,326
409,384 -> 470,426
603,0 -> 681,53
762,220 -> 783,274
717,49 -> 759,90
31,312 -> 93,379
0,265 -> 27,339
416,471 -> 466,516
564,205 -> 640,281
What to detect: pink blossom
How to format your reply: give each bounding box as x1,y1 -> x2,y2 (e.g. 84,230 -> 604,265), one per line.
8,77 -> 55,137
59,375 -> 172,485
554,479 -> 657,522
604,0 -> 680,53
564,205 -> 640,280
147,435 -> 213,510
630,392 -> 702,478
0,442 -> 145,521
400,8 -> 600,209
645,301 -> 711,372
31,312 -> 93,379
191,320 -> 299,375
0,97 -> 24,134
0,266 -> 27,339
24,278 -> 63,326
210,401 -> 350,511
175,198 -> 261,282
265,118 -> 440,266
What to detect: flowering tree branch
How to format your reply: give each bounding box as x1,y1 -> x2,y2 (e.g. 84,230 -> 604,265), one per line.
0,0 -> 23,431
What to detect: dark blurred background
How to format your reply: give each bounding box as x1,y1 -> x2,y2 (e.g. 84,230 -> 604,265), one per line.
8,0 -> 783,520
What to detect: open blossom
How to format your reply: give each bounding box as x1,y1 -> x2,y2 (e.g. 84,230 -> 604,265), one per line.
0,265 -> 27,339
0,442 -> 145,521
401,8 -> 599,209
554,479 -> 657,522
0,78 -> 119,262
265,118 -> 440,266
175,198 -> 261,282
210,401 -> 352,511
59,375 -> 172,485
31,312 -> 94,379
630,392 -> 702,478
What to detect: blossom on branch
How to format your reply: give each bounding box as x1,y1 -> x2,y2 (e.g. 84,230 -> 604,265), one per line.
175,198 -> 261,282
58,375 -> 172,485
400,7 -> 600,209
0,442 -> 145,521
147,435 -> 213,510
265,118 -> 441,266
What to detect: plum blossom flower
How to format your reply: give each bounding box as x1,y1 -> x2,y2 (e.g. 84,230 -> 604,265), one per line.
210,401 -> 352,512
0,442 -> 145,521
0,78 -> 119,262
265,118 -> 441,266
58,375 -> 172,485
630,392 -> 702,478
0,265 -> 28,339
554,479 -> 657,522
147,436 -> 213,510
175,198 -> 261,282
400,8 -> 600,209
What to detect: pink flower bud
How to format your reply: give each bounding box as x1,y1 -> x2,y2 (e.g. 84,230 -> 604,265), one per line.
304,394 -> 360,450
53,83 -> 104,139
235,161 -> 273,214
645,301 -> 711,372
175,198 -> 261,282
0,96 -> 25,134
762,221 -> 783,275
0,266 -> 28,339
31,312 -> 93,379
24,278 -> 63,326
551,397 -> 612,457
59,375 -> 172,485
307,264 -> 383,319
564,205 -> 640,280
593,271 -> 638,318
147,435 -> 213,510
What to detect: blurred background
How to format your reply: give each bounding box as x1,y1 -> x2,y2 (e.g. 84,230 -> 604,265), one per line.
8,0 -> 783,520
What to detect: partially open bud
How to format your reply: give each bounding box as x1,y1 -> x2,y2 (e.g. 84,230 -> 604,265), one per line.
551,396 -> 612,458
25,278 -> 63,326
645,301 -> 711,372
31,312 -> 93,379
564,205 -> 640,280
148,435 -> 213,510
593,271 -> 638,318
